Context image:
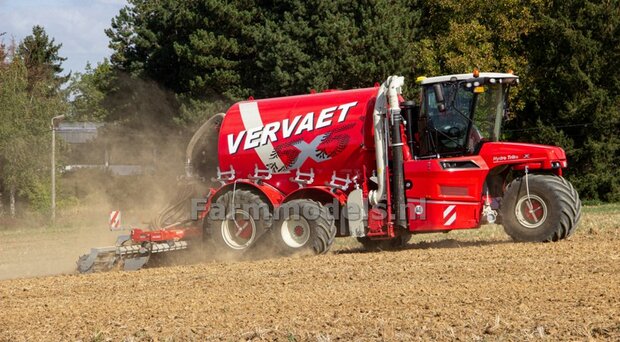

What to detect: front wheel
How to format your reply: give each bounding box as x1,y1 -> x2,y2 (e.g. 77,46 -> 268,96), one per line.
501,174 -> 581,242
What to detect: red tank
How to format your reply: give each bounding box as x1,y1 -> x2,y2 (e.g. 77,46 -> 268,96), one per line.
218,87 -> 379,194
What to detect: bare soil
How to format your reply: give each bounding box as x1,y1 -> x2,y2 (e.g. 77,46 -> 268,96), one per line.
0,213 -> 619,341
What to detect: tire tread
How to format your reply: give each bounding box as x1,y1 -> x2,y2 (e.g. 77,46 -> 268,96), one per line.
501,174 -> 581,242
273,199 -> 336,255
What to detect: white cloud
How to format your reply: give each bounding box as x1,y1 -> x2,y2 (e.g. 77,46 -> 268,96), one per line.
0,0 -> 127,73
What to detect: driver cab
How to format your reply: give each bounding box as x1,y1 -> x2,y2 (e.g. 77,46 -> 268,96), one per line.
401,71 -> 519,231
413,72 -> 518,158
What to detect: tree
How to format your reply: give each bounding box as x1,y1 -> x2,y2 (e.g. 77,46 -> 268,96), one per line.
406,0 -> 620,201
106,0 -> 258,102
0,37 -> 67,217
103,0 -> 421,125
68,60 -> 114,122
515,0 -> 620,201
0,32 -> 8,63
16,25 -> 69,92
102,0 -> 619,201
408,0 -> 544,108
246,0 -> 417,98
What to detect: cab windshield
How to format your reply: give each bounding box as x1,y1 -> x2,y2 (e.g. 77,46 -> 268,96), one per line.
423,80 -> 508,156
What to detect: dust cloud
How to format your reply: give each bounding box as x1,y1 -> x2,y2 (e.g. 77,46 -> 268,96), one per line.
0,77 -> 221,280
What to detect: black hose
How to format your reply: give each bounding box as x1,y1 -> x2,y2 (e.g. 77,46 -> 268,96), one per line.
390,109 -> 407,230
151,183 -> 196,230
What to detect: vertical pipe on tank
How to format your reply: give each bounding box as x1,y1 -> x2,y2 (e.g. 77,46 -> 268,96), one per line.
369,76 -> 405,212
368,80 -> 389,206
387,77 -> 407,229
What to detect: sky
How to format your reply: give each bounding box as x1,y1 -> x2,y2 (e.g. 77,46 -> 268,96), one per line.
0,0 -> 128,75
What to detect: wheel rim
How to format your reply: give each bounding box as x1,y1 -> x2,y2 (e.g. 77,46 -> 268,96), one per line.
515,194 -> 548,229
221,209 -> 256,250
280,215 -> 311,248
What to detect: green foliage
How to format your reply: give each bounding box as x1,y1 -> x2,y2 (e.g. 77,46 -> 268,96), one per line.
412,0 -> 541,73
0,60 -> 63,212
16,25 -> 69,92
0,32 -> 67,215
106,0 -> 258,100
68,60 -> 114,122
408,0 -> 620,201
515,0 -> 620,201
247,0 -> 416,97
106,0 -> 418,102
175,96 -> 229,127
100,0 -> 619,201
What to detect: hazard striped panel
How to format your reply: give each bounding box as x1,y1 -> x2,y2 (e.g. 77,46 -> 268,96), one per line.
109,210 -> 121,230
443,205 -> 457,226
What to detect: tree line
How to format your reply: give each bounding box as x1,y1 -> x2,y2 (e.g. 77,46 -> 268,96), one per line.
1,0 -> 618,218
84,0 -> 620,202
0,27 -> 66,217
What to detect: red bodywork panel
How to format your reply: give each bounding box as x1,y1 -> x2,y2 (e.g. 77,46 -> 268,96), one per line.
404,156 -> 487,231
217,88 -> 380,197
130,227 -> 201,243
404,142 -> 567,232
478,142 -> 567,171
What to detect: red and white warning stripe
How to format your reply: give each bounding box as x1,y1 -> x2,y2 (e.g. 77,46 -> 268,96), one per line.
443,205 -> 457,226
109,210 -> 121,230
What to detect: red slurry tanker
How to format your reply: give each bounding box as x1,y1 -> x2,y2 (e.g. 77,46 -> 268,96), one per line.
78,71 -> 582,272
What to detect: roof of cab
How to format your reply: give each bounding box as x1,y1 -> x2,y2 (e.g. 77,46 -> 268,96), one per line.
419,72 -> 518,85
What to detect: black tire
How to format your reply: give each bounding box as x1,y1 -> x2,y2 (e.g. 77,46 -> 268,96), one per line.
271,200 -> 336,255
501,174 -> 581,242
203,189 -> 271,259
357,233 -> 412,251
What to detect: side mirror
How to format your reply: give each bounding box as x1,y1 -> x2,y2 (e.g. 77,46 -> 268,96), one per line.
433,84 -> 446,112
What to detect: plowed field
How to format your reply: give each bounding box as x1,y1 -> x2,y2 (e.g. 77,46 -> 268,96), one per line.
0,207 -> 619,341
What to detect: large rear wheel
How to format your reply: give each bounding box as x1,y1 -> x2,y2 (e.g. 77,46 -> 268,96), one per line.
271,200 -> 336,255
203,189 -> 271,259
501,174 -> 581,242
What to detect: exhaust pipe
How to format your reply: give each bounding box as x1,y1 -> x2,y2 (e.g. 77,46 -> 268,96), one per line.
369,76 -> 405,206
